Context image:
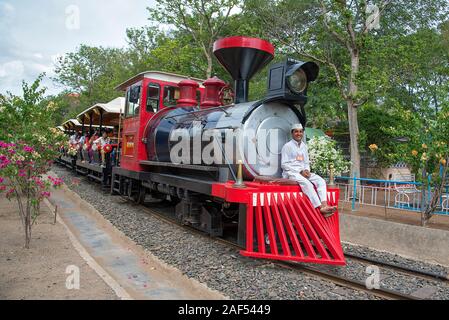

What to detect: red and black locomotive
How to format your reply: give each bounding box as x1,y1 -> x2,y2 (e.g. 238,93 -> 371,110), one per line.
59,37 -> 345,266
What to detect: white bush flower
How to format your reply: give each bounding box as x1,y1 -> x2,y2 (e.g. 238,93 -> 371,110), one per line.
308,136 -> 350,177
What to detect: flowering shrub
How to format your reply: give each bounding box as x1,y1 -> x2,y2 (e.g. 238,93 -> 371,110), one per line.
0,75 -> 66,248
0,139 -> 65,248
308,136 -> 350,177
379,106 -> 449,225
67,145 -> 78,156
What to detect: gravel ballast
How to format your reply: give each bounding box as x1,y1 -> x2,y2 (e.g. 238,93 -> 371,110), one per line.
52,166 -> 449,300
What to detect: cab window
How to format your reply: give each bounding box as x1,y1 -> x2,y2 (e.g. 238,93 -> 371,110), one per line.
125,85 -> 141,118
163,86 -> 180,107
146,84 -> 160,113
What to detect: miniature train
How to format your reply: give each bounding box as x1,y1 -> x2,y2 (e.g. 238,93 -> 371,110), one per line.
57,36 -> 345,265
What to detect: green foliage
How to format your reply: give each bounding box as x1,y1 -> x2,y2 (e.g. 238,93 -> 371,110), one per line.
126,27 -> 208,79
53,45 -> 127,108
243,0 -> 449,179
36,0 -> 449,185
148,0 -> 241,78
0,75 -> 66,248
358,104 -> 420,167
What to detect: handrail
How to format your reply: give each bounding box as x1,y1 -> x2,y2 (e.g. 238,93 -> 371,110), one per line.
335,176 -> 422,186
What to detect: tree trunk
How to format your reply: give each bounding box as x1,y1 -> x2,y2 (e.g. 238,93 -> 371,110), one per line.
420,166 -> 427,227
348,50 -> 361,179
25,205 -> 31,249
205,51 -> 213,79
347,99 -> 361,179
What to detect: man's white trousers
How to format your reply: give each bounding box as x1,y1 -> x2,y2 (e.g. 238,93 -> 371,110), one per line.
286,172 -> 327,208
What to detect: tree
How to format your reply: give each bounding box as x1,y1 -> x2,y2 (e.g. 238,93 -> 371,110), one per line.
148,0 -> 240,78
126,26 -> 208,79
53,45 -> 128,108
383,24 -> 449,119
383,106 -> 449,226
245,0 -> 449,179
360,19 -> 448,167
42,91 -> 81,126
0,75 -> 66,248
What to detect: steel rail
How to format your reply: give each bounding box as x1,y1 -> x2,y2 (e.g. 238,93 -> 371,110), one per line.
343,253 -> 449,282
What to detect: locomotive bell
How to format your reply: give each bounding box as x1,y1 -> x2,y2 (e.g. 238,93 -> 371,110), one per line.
213,36 -> 275,104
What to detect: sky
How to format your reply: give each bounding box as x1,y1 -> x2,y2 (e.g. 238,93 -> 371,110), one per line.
0,0 -> 155,96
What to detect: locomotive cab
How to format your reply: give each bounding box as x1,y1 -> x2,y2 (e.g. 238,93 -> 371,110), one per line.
115,72 -> 204,172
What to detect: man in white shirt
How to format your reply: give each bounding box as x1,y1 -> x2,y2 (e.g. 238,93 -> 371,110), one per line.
94,131 -> 111,168
69,132 -> 78,145
281,123 -> 336,217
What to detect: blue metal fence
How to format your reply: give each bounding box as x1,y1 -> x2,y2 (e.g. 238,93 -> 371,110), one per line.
334,176 -> 449,216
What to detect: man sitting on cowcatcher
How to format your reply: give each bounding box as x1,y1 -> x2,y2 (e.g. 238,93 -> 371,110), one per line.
281,123 -> 337,217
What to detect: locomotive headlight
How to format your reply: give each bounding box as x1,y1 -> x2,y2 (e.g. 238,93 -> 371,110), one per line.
266,58 -> 319,104
286,68 -> 308,94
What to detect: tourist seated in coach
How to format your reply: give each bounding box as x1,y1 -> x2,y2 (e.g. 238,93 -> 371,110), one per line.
94,131 -> 111,168
84,134 -> 92,163
69,132 -> 78,145
78,132 -> 88,163
88,131 -> 99,164
281,123 -> 337,218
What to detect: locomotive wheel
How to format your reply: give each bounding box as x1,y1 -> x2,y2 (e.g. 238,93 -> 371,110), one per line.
126,179 -> 145,204
168,195 -> 181,206
132,187 -> 146,204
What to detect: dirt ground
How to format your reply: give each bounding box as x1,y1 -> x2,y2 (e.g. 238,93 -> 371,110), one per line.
0,194 -> 118,300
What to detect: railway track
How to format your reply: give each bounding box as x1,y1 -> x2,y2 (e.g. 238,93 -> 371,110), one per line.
344,252 -> 449,282
133,198 -> 445,300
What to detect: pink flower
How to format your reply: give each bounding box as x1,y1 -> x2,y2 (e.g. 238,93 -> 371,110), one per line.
18,170 -> 27,177
0,177 -> 3,183
6,188 -> 15,198
0,185 -> 7,191
48,176 -> 63,186
23,146 -> 34,153
0,155 -> 10,169
41,191 -> 51,198
7,148 -> 16,155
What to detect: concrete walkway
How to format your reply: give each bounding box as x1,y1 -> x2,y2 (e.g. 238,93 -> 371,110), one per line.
47,185 -> 226,300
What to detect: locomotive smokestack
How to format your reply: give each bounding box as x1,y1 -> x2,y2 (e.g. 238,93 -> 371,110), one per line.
213,36 -> 275,104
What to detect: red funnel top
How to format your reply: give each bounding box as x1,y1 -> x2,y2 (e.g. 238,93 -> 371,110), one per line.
213,36 -> 275,103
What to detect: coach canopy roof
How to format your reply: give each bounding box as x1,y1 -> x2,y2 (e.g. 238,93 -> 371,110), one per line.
115,71 -> 205,91
76,97 -> 125,127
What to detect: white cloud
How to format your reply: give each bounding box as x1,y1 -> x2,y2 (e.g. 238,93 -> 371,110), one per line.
0,60 -> 24,78
30,61 -> 53,75
0,2 -> 15,16
33,53 -> 44,59
0,0 -> 155,96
